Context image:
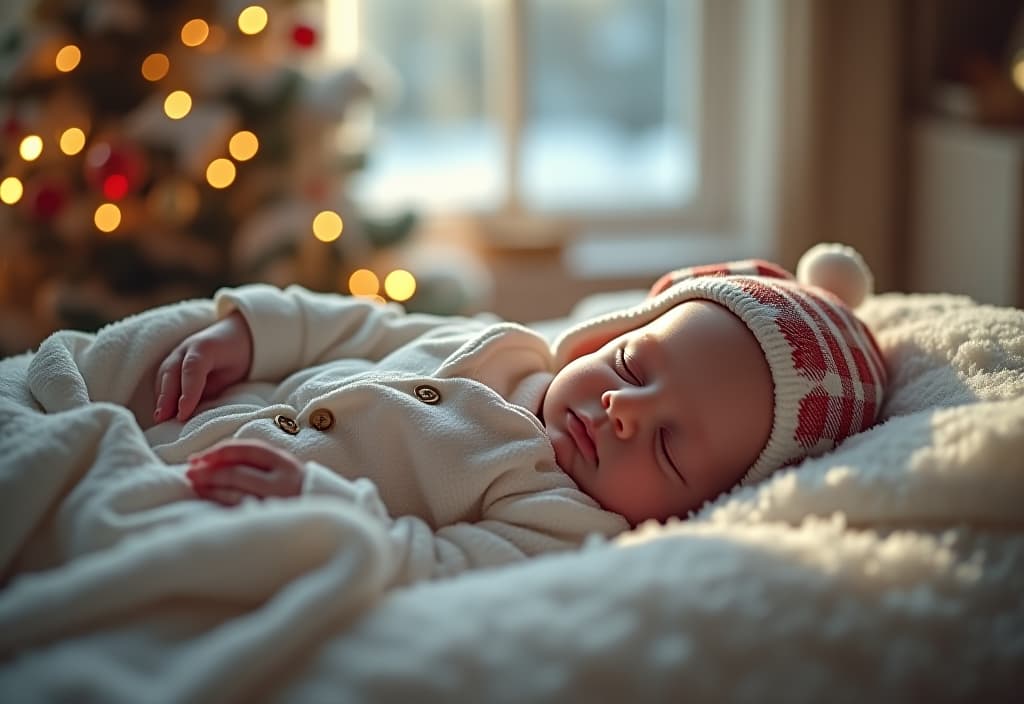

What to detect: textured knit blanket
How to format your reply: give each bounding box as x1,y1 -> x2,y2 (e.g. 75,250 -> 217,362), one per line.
1,291 -> 1022,703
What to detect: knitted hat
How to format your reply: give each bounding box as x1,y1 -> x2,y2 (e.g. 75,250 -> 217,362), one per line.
552,243 -> 888,485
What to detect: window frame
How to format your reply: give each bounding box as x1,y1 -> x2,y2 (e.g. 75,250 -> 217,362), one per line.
325,0 -> 767,248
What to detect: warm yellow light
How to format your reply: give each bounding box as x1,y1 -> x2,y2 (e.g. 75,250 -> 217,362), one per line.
164,90 -> 193,119
181,19 -> 210,47
59,127 -> 86,155
0,177 -> 23,205
55,44 -> 81,72
94,202 -> 122,233
141,52 -> 170,81
348,269 -> 379,296
238,6 -> 269,35
384,269 -> 417,302
19,135 -> 43,161
1013,53 -> 1024,94
312,210 -> 344,242
228,130 -> 259,161
205,158 -> 236,188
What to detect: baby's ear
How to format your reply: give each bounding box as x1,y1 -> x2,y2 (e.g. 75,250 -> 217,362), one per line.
649,259 -> 794,297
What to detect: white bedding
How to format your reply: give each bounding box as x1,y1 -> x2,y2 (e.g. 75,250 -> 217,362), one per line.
1,291 -> 1022,703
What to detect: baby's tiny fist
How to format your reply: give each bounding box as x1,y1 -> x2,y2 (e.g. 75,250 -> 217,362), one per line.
185,459 -> 208,480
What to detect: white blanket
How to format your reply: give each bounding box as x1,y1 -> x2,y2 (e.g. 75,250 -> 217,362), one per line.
1,292 -> 1022,703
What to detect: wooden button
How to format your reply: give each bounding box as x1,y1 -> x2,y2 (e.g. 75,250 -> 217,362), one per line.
310,408 -> 335,431
274,414 -> 299,435
414,384 -> 441,405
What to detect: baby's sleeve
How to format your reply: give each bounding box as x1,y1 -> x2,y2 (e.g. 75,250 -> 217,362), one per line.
213,284 -> 485,382
301,461 -> 629,583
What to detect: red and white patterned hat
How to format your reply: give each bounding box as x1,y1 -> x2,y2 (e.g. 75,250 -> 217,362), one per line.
552,243 -> 888,485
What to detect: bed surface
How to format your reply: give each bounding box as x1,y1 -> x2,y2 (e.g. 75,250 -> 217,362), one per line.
1,290 -> 1022,703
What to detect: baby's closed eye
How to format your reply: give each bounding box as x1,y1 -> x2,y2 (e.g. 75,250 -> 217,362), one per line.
614,347 -> 642,385
658,428 -> 685,484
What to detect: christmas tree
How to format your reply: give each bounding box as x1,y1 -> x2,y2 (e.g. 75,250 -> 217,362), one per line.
0,0 -> 416,356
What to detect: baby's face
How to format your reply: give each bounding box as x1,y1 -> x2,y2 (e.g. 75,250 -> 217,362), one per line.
542,300 -> 773,525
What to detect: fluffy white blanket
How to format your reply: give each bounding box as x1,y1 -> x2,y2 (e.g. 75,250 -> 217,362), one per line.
1,291 -> 1022,703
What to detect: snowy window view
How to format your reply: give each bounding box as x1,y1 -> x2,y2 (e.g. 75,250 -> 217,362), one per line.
333,0 -> 697,217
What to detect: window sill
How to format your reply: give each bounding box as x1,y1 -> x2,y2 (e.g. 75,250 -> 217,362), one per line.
564,231 -> 753,280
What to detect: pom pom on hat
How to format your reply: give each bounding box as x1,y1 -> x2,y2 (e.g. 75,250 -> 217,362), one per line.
796,242 -> 873,308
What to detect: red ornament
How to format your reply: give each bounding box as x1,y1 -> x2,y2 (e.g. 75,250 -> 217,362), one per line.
103,174 -> 130,200
291,24 -> 316,48
2,116 -> 21,141
84,138 -> 147,196
27,181 -> 67,220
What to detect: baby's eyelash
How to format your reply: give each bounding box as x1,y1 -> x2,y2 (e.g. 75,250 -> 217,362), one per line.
659,428 -> 685,484
615,347 -> 641,385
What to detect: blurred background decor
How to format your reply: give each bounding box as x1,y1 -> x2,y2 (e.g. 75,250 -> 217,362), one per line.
0,0 -> 420,356
2,0 -> 1023,355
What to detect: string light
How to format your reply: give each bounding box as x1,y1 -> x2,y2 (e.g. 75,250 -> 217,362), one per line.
55,44 -> 81,72
141,53 -> 170,81
348,269 -> 379,297
206,158 -> 236,188
312,210 -> 343,242
164,90 -> 192,119
181,19 -> 210,47
0,177 -> 23,205
19,135 -> 43,161
228,130 -> 259,160
94,202 -> 122,233
238,6 -> 269,35
59,127 -> 86,155
384,269 -> 417,302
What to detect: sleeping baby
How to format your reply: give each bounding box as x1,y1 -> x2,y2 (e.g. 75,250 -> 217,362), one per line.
149,243 -> 886,579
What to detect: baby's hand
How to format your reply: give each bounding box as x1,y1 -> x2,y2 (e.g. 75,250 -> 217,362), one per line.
154,310 -> 253,423
186,439 -> 305,505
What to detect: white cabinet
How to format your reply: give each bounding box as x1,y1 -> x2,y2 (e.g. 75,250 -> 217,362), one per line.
909,118 -> 1024,307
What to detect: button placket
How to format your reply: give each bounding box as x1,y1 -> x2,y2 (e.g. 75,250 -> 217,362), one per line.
274,414 -> 299,435
414,384 -> 441,404
310,408 -> 335,431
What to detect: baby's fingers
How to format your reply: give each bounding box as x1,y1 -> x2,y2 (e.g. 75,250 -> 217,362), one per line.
176,351 -> 213,421
154,351 -> 184,423
187,463 -> 275,497
190,439 -> 289,471
193,485 -> 247,507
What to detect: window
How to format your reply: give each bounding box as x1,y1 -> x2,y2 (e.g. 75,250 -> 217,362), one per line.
326,0 -> 769,247
521,0 -> 696,213
330,0 -> 502,213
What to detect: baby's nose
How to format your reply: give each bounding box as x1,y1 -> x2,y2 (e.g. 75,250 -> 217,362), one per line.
601,390 -> 637,439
